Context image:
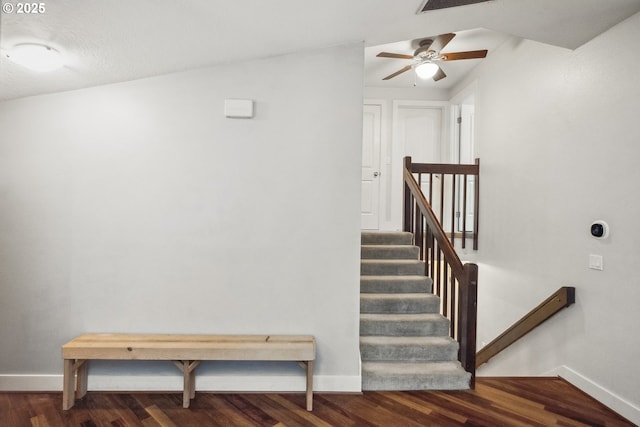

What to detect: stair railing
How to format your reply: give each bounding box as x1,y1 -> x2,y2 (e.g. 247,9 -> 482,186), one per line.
406,158 -> 480,250
403,156 -> 479,386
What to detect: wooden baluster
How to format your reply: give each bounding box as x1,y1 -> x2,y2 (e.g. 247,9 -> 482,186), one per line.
474,159 -> 480,250
429,226 -> 435,281
450,174 -> 456,246
439,173 -> 445,228
429,173 -> 433,203
462,174 -> 468,249
415,173 -> 423,257
434,241 -> 441,296
442,255 -> 449,318
450,274 -> 457,339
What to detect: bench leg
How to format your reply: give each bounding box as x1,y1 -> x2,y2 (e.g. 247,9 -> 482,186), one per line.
62,359 -> 75,410
305,360 -> 314,411
174,360 -> 200,409
76,360 -> 89,399
63,359 -> 89,410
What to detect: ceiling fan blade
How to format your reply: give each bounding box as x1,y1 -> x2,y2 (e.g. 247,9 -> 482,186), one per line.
428,33 -> 456,53
377,52 -> 415,60
441,49 -> 488,61
433,66 -> 447,81
382,65 -> 413,80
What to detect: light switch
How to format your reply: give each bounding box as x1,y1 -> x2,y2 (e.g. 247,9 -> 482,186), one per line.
589,254 -> 603,271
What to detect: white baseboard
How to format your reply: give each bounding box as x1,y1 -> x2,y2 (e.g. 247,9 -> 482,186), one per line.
0,375 -> 62,391
0,374 -> 362,393
546,365 -> 640,425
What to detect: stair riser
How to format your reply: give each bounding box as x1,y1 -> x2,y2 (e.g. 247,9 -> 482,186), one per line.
361,232 -> 413,245
361,278 -> 432,294
360,297 -> 440,314
361,261 -> 425,276
361,246 -> 420,260
362,372 -> 470,391
360,343 -> 458,362
360,320 -> 449,337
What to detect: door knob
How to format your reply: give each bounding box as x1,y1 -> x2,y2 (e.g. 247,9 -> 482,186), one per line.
373,171 -> 380,177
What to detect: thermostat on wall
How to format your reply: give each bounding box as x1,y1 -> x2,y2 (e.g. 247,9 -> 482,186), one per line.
225,99 -> 254,118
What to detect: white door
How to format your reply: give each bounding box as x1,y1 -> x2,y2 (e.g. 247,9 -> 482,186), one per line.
398,106 -> 442,164
361,104 -> 382,230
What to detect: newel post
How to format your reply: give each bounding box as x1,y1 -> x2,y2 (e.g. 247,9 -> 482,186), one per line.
403,156 -> 412,232
459,262 -> 478,388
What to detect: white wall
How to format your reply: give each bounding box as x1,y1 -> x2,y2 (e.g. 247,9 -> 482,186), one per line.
0,43 -> 364,391
455,12 -> 640,422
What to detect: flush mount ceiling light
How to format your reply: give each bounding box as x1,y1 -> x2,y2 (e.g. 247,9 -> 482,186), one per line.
414,61 -> 439,79
6,43 -> 64,72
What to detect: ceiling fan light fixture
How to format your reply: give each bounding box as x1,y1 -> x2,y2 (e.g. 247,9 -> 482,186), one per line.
415,61 -> 439,79
6,43 -> 64,72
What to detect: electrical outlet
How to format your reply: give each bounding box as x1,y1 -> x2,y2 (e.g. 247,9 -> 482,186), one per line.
589,254 -> 603,271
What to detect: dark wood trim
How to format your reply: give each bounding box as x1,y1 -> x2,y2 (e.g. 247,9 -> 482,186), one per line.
476,286 -> 576,368
409,162 -> 479,175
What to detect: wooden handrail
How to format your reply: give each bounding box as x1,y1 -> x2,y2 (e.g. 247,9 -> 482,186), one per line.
476,286 -> 576,368
409,162 -> 479,175
403,156 -> 479,387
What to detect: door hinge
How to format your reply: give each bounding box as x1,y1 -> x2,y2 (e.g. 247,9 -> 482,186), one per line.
457,117 -> 462,124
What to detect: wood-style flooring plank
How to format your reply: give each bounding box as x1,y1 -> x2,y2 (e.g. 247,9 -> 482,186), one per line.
258,394 -> 333,427
0,378 -> 635,427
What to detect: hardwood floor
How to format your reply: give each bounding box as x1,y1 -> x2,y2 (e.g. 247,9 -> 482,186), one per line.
0,377 -> 634,427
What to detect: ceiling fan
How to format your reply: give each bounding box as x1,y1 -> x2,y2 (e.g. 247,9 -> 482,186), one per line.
376,33 -> 488,82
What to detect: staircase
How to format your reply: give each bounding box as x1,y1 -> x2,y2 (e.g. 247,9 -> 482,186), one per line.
360,231 -> 471,390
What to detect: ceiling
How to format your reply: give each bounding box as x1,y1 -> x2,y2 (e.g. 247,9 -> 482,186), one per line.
1,0 -> 640,102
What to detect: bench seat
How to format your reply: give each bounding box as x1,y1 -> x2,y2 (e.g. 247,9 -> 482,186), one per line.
62,333 -> 316,410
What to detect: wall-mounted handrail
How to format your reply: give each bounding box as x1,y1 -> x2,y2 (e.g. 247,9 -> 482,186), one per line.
476,286 -> 576,368
403,156 -> 479,386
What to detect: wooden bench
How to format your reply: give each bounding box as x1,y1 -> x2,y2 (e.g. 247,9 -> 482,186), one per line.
62,333 -> 316,411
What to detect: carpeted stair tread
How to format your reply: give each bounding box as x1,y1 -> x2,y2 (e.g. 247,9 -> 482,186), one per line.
360,313 -> 450,336
361,245 -> 420,260
361,232 -> 413,245
362,361 -> 471,390
361,259 -> 425,276
360,336 -> 459,362
361,275 -> 432,293
360,293 -> 440,314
